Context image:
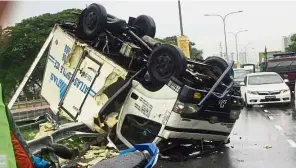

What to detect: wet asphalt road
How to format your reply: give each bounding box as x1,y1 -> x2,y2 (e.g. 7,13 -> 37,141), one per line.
155,102 -> 296,168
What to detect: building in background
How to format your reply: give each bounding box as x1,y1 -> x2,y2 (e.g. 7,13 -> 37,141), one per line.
224,53 -> 230,62
282,36 -> 292,51
239,52 -> 247,64
258,50 -> 282,65
258,50 -> 282,71
230,52 -> 235,61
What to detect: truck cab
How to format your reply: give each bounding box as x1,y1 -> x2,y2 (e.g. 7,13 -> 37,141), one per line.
266,52 -> 296,91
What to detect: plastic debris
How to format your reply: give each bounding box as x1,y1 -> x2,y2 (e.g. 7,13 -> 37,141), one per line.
81,145 -> 119,166
88,157 -> 105,166
78,162 -> 88,167
237,159 -> 244,162
264,145 -> 272,149
34,122 -> 55,138
104,112 -> 118,128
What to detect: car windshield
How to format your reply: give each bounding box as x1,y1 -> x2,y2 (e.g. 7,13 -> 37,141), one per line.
234,70 -> 247,79
248,74 -> 283,85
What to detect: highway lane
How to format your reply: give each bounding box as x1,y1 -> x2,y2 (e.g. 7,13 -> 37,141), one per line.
156,103 -> 296,168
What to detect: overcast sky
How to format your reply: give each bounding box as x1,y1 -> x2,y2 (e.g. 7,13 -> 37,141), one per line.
6,0 -> 296,64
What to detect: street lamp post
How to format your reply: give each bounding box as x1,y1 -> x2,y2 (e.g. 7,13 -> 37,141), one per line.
204,10 -> 243,56
178,0 -> 184,35
229,30 -> 248,64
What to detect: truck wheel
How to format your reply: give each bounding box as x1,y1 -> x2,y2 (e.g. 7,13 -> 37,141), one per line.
148,44 -> 187,85
78,3 -> 107,40
204,56 -> 233,85
133,15 -> 156,38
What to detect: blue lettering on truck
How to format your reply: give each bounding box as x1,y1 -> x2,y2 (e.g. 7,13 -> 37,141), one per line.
47,45 -> 97,98
49,72 -> 96,98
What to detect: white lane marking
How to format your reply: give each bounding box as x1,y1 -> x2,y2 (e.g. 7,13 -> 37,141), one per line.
264,110 -> 268,113
287,139 -> 296,148
275,125 -> 283,131
268,116 -> 274,120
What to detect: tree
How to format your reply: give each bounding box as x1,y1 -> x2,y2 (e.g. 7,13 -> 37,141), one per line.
156,36 -> 203,60
0,9 -> 81,100
286,34 -> 296,52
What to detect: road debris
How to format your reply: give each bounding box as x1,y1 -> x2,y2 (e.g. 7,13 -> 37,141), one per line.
268,116 -> 274,120
104,112 -> 118,128
263,145 -> 272,149
76,145 -> 119,166
237,159 -> 244,163
34,122 -> 54,138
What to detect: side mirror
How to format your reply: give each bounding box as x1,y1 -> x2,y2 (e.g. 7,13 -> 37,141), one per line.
240,82 -> 245,86
284,79 -> 289,83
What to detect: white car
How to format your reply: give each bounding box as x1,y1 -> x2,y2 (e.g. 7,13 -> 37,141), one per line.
241,72 -> 291,107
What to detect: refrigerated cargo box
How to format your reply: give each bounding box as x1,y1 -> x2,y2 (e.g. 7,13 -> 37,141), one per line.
41,25 -> 128,130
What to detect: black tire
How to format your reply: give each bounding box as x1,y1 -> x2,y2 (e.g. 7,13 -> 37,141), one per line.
133,15 -> 156,38
245,95 -> 252,108
148,44 -> 187,85
204,56 -> 233,85
78,3 -> 107,40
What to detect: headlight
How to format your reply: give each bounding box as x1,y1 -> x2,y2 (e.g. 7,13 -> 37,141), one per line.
247,90 -> 257,95
282,89 -> 290,93
173,100 -> 199,114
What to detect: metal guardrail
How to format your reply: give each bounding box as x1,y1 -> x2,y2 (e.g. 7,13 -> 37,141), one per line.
27,122 -> 92,154
11,105 -> 50,113
11,99 -> 49,111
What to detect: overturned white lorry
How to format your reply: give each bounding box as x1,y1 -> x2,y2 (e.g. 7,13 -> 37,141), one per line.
9,4 -> 243,156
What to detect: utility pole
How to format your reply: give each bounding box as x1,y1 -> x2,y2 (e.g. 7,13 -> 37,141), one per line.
178,0 -> 184,35
264,46 -> 267,71
219,42 -> 223,57
204,10 -> 243,56
245,46 -> 247,64
229,30 -> 248,66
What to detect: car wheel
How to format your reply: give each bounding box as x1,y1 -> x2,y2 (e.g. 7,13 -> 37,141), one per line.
245,95 -> 252,108
78,3 -> 107,40
147,44 -> 187,85
203,56 -> 233,85
133,15 -> 156,38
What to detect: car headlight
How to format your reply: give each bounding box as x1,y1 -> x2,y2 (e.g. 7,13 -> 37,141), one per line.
282,89 -> 290,93
247,90 -> 257,95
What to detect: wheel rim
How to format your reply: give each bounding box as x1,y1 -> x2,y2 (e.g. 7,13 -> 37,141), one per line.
155,53 -> 174,78
85,12 -> 97,30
